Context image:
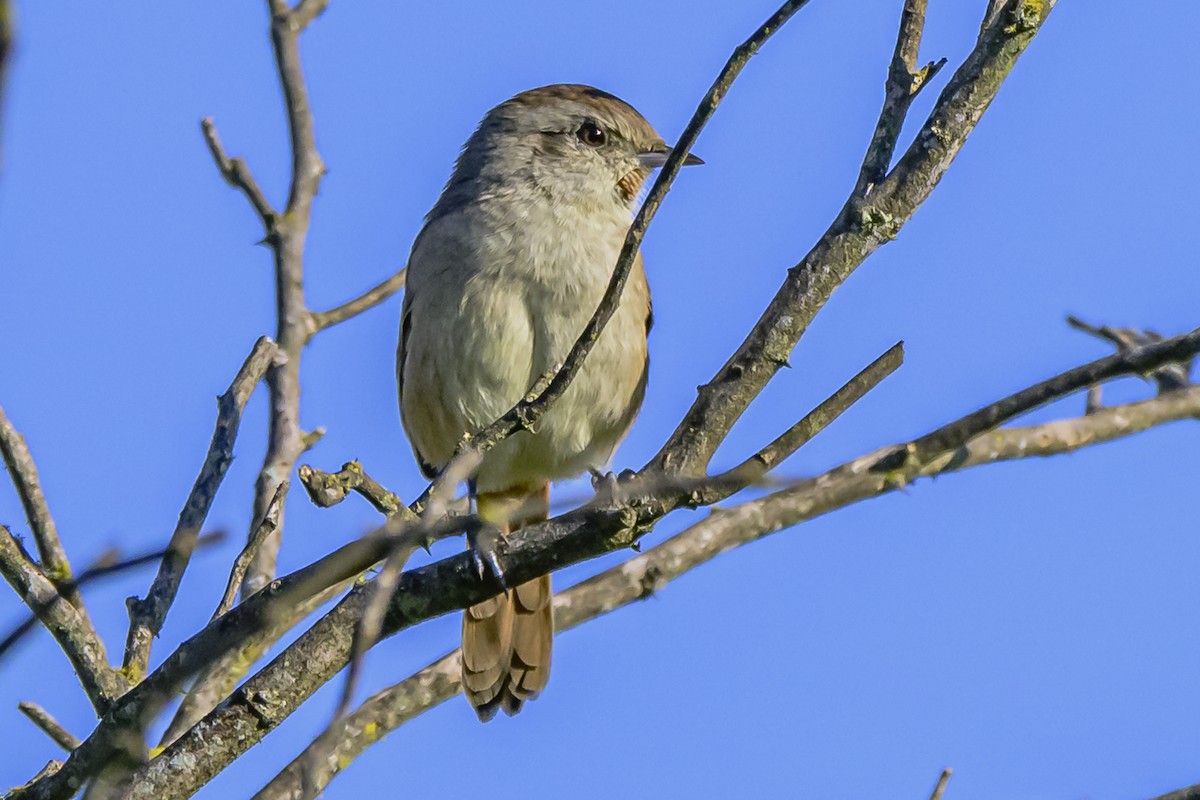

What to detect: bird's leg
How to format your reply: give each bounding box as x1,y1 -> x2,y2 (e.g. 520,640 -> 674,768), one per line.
466,479 -> 508,594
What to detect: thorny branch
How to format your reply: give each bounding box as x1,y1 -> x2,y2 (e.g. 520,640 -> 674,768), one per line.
8,2 -> 1197,800
114,325 -> 1200,800
239,0 -> 327,600
854,0 -> 946,196
254,371 -> 1199,799
7,1 -> 1076,797
171,0 -> 393,744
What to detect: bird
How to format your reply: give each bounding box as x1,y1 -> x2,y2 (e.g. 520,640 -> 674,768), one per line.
397,84 -> 701,721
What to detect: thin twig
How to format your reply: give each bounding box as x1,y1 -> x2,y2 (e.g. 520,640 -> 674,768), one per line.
0,405 -> 81,610
891,326 -> 1200,469
213,483 -> 288,620
1067,315 -> 1192,392
123,336 -> 278,680
0,533 -> 224,663
200,117 -> 277,233
308,268 -> 407,333
928,768 -> 953,800
18,702 -> 81,752
854,0 -> 946,195
696,341 -> 904,503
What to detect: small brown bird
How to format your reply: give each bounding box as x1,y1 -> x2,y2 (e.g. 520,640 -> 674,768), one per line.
398,84 -> 700,720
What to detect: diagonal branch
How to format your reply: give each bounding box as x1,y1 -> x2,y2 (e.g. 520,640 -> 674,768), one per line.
308,268 -> 407,334
200,117 -> 276,234
110,328 -> 1200,800
928,769 -> 953,800
0,533 -> 224,664
122,336 -> 278,680
890,327 -> 1200,469
18,702 -> 81,752
696,341 -> 904,504
0,526 -> 128,713
0,406 -> 83,612
650,0 -> 1058,478
854,0 -> 946,196
212,482 -> 287,620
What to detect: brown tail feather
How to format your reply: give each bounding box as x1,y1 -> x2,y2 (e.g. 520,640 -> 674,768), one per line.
462,484 -> 552,721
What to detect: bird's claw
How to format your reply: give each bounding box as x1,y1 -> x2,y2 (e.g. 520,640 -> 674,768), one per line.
590,467 -> 637,504
467,522 -> 508,596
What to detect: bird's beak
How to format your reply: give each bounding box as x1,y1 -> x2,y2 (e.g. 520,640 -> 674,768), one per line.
637,144 -> 704,169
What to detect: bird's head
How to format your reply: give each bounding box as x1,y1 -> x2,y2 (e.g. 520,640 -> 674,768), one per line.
445,84 -> 702,213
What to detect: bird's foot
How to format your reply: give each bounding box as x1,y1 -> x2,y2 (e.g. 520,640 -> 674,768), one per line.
466,521 -> 508,595
589,467 -> 637,505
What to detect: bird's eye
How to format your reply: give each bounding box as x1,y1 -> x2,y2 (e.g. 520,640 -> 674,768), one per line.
576,121 -> 607,147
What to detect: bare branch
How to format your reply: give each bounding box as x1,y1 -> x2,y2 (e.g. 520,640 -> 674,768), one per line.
0,405 -> 80,609
1067,315 -> 1192,392
157,580 -> 349,749
123,336 -> 278,680
0,526 -> 127,713
212,482 -> 287,620
697,341 -> 904,504
651,0 -> 1058,477
105,328 -> 1196,800
928,768 -> 953,800
290,0 -> 329,30
308,268 -> 406,333
254,383 -> 1199,800
890,326 -> 1200,470
298,461 -> 404,516
200,117 -> 276,233
854,0 -> 946,195
980,0 -> 1009,41
18,702 -> 81,752
242,0 -> 330,599
0,533 -> 224,663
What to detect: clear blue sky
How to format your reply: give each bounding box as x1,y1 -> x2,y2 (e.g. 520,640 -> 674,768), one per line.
2,2 -> 1198,798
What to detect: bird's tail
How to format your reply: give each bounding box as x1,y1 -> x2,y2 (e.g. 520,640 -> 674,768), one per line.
461,482 -> 552,721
